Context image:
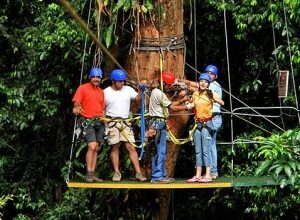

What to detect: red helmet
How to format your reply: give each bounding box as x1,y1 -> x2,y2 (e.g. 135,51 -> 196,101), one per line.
162,71 -> 175,85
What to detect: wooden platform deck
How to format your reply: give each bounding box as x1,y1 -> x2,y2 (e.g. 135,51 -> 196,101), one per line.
67,176 -> 277,189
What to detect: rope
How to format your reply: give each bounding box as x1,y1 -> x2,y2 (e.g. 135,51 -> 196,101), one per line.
58,0 -> 132,79
221,0 -> 235,174
193,0 -> 198,81
66,0 -> 93,184
139,86 -> 146,160
282,0 -> 300,125
270,2 -> 286,129
185,61 -> 285,132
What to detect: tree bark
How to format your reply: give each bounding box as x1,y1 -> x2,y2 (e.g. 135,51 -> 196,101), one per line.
125,1 -> 188,219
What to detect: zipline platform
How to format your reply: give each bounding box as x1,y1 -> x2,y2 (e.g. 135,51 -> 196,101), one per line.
67,176 -> 277,189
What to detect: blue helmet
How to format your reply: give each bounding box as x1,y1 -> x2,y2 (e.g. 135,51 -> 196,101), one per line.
110,69 -> 127,81
198,73 -> 212,84
205,64 -> 219,76
89,67 -> 103,78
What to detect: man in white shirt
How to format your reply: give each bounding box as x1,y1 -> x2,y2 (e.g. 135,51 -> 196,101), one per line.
104,69 -> 147,182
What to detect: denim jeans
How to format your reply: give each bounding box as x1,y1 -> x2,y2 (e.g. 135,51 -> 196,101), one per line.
150,119 -> 167,181
193,121 -> 214,166
211,115 -> 222,176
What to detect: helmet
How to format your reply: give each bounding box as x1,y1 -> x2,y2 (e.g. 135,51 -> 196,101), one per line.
162,71 -> 175,85
89,67 -> 103,78
198,73 -> 212,83
110,69 -> 127,81
205,64 -> 219,76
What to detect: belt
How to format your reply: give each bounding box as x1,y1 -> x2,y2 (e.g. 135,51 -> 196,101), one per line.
196,117 -> 212,123
212,112 -> 222,117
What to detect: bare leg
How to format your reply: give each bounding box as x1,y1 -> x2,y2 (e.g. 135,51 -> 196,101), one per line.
125,143 -> 141,173
110,143 -> 120,173
86,141 -> 99,172
195,166 -> 202,178
203,166 -> 211,179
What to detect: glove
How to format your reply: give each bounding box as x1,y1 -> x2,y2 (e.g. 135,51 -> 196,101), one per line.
139,83 -> 147,91
185,102 -> 195,110
73,106 -> 83,115
206,89 -> 213,100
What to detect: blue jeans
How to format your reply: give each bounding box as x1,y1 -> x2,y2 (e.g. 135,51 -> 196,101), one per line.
193,121 -> 214,167
211,115 -> 222,176
150,119 -> 167,181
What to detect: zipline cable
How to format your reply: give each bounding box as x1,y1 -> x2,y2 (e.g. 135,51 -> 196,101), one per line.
282,0 -> 300,125
193,0 -> 198,81
222,0 -> 235,174
57,0 -> 128,76
185,62 -> 285,132
270,2 -> 286,130
66,0 -> 93,183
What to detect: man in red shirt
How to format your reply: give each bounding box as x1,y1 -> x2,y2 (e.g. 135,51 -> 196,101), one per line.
72,67 -> 105,182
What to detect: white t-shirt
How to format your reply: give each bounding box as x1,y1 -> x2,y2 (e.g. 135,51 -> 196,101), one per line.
104,85 -> 138,118
209,81 -> 222,113
149,88 -> 172,118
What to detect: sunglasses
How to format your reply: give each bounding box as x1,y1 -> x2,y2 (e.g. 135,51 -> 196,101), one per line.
91,76 -> 101,78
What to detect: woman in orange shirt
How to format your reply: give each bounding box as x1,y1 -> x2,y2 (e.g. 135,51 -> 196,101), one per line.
187,73 -> 224,183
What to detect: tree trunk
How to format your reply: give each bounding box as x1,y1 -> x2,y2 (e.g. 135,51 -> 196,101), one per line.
125,1 -> 188,219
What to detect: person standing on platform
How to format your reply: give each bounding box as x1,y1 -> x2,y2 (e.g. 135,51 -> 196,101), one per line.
104,68 -> 147,182
149,71 -> 194,183
72,67 -> 105,183
186,73 -> 224,183
175,64 -> 223,179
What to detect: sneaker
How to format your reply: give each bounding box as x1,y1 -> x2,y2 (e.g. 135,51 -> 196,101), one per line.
135,173 -> 147,182
211,175 -> 218,179
86,171 -> 103,183
198,177 -> 212,183
163,177 -> 176,182
112,172 -> 122,182
150,178 -> 172,184
187,176 -> 201,183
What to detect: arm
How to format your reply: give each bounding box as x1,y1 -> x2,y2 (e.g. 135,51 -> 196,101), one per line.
212,93 -> 224,106
133,79 -> 148,102
72,101 -> 83,115
179,79 -> 198,92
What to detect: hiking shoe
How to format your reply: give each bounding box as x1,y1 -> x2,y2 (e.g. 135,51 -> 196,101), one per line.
112,172 -> 122,182
164,177 -> 175,182
151,178 -> 172,184
135,173 -> 147,182
211,175 -> 218,179
86,171 -> 103,183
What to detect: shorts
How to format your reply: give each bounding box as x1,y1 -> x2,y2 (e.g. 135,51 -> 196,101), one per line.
85,121 -> 105,144
106,121 -> 135,145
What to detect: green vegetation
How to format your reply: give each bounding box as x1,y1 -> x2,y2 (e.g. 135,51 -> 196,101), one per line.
1,0 -> 300,219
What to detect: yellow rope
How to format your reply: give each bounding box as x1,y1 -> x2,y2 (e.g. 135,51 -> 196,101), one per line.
167,124 -> 197,145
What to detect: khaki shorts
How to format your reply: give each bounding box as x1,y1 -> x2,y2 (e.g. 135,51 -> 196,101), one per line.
106,121 -> 135,145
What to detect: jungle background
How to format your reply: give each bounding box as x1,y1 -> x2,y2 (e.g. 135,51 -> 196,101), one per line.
1,0 -> 300,219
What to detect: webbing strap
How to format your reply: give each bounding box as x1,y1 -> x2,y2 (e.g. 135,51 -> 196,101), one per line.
139,87 -> 146,160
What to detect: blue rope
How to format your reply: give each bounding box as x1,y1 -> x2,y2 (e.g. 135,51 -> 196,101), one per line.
139,85 -> 146,160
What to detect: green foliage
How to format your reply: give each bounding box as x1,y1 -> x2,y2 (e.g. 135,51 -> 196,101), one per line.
0,194 -> 13,218
255,128 -> 300,187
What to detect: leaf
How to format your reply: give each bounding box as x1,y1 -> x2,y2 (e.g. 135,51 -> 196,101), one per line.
105,24 -> 113,48
255,160 -> 272,175
283,165 -> 292,177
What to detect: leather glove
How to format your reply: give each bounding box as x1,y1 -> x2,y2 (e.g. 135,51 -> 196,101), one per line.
73,106 -> 83,115
185,102 -> 195,110
206,89 -> 213,100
